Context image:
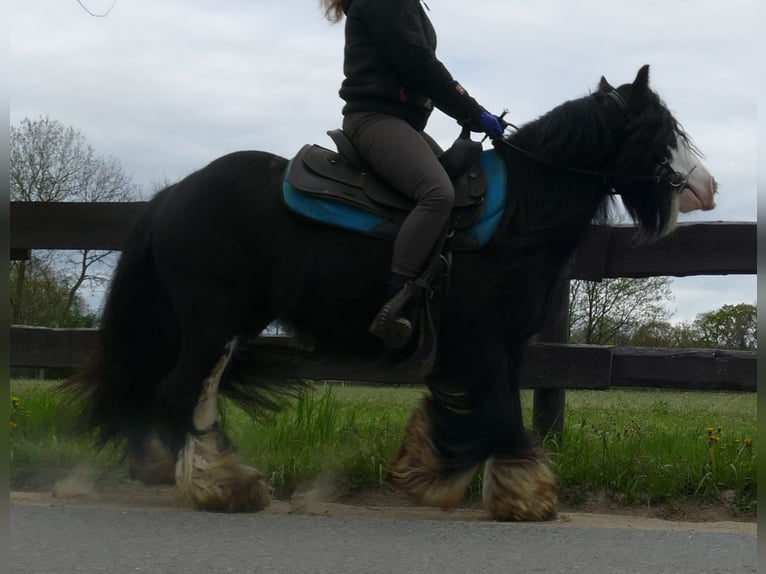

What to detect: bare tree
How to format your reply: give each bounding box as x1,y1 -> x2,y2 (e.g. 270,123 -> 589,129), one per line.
10,116 -> 142,322
568,277 -> 674,345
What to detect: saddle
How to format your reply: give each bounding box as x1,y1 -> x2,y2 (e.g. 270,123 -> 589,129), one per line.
281,129 -> 510,377
282,129 -> 509,251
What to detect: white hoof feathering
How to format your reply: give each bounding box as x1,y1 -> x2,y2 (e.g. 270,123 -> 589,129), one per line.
175,428 -> 272,512
386,400 -> 479,508
482,451 -> 558,521
175,341 -> 272,512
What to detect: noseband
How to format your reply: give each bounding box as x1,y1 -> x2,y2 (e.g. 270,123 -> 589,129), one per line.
655,156 -> 695,191
497,89 -> 691,195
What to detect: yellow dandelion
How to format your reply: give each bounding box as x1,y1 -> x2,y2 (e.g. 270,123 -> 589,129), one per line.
9,421 -> 17,428
744,438 -> 753,448
706,426 -> 714,434
11,396 -> 20,408
735,439 -> 742,445
717,427 -> 723,434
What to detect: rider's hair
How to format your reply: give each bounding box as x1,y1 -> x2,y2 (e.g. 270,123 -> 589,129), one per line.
319,0 -> 345,23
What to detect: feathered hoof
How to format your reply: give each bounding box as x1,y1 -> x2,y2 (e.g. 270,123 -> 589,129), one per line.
385,400 -> 478,508
482,450 -> 558,521
128,433 -> 177,485
175,427 -> 272,512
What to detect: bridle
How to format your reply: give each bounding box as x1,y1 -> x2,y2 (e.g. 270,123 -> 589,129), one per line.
494,89 -> 692,195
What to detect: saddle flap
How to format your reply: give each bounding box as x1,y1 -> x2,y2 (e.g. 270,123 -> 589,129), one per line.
289,144 -> 412,213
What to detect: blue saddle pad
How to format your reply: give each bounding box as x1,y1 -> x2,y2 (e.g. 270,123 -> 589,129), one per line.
282,150 -> 507,250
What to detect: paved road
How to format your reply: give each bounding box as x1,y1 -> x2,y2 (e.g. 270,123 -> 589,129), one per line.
10,502 -> 756,574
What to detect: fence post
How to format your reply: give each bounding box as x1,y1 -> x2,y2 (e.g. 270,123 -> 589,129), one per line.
532,278 -> 570,438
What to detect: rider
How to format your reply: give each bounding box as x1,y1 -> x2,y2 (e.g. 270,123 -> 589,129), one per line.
321,0 -> 504,348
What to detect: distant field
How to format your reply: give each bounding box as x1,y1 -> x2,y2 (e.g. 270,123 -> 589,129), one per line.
9,381 -> 756,517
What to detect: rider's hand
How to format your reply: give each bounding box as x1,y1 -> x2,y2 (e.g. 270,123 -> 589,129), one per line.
469,111 -> 504,139
478,111 -> 504,138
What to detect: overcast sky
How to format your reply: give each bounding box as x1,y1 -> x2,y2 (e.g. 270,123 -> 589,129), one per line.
10,0 -> 757,322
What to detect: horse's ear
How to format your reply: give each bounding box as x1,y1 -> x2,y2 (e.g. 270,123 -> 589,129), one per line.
630,65 -> 651,101
599,76 -> 614,92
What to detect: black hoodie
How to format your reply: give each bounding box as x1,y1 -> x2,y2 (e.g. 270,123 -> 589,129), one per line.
339,0 -> 483,131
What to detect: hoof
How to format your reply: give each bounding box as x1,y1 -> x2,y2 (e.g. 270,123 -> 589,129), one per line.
385,400 -> 478,508
175,427 -> 272,512
482,450 -> 558,521
128,433 -> 176,485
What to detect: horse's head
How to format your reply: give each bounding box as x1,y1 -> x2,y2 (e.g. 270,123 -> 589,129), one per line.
598,65 -> 717,239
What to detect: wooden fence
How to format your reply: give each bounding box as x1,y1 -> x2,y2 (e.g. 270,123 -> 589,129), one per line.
9,202 -> 757,436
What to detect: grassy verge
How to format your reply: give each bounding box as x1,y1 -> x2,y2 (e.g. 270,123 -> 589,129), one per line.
551,390 -> 756,514
9,381 -> 756,516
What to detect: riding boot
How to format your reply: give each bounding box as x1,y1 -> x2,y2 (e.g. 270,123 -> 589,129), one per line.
369,272 -> 419,349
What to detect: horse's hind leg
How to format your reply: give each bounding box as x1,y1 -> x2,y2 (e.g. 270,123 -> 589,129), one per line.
174,340 -> 272,512
128,433 -> 177,485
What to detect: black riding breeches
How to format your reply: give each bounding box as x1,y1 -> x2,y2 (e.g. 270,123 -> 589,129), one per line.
343,112 -> 453,278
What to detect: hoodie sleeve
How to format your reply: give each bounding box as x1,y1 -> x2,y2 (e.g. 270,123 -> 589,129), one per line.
361,0 -> 483,123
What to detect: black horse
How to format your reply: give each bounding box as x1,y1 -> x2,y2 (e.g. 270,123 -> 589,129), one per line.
68,66 -> 716,519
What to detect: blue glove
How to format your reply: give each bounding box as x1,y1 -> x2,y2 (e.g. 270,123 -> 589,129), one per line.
477,111 -> 504,138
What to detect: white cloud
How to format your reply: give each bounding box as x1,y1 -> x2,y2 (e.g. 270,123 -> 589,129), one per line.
667,276 -> 757,323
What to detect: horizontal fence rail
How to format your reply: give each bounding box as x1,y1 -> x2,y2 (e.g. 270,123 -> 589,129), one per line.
9,202 -> 756,279
9,201 -> 757,436
9,326 -> 756,392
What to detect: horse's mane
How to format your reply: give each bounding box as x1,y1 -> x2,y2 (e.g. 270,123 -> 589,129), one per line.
494,86 -> 689,244
508,95 -> 614,169
491,94 -> 618,255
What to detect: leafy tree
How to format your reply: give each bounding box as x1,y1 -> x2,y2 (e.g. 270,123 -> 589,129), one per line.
10,116 -> 141,323
10,257 -> 96,327
692,303 -> 757,350
568,277 -> 673,344
623,319 -> 700,348
614,303 -> 757,350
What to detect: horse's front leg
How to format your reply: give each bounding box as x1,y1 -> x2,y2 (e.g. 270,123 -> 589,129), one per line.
175,341 -> 273,512
386,338 -> 557,520
482,346 -> 558,521
385,337 -> 507,509
384,395 -> 482,508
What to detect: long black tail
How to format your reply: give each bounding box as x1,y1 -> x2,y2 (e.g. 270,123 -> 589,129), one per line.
65,188 -> 180,449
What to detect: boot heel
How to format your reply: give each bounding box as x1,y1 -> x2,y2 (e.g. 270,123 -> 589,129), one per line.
369,302 -> 413,349
369,282 -> 417,349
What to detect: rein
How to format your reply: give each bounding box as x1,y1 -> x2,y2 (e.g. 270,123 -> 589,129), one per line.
495,90 -> 688,193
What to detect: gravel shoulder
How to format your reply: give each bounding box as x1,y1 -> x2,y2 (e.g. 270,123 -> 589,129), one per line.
10,477 -> 756,535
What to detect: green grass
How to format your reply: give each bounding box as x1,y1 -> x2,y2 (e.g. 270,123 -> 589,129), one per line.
550,390 -> 756,513
9,381 -> 756,515
222,384 -> 423,497
9,382 -> 125,489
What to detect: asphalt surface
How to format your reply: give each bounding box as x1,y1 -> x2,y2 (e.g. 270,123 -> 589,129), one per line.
10,503 -> 756,574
